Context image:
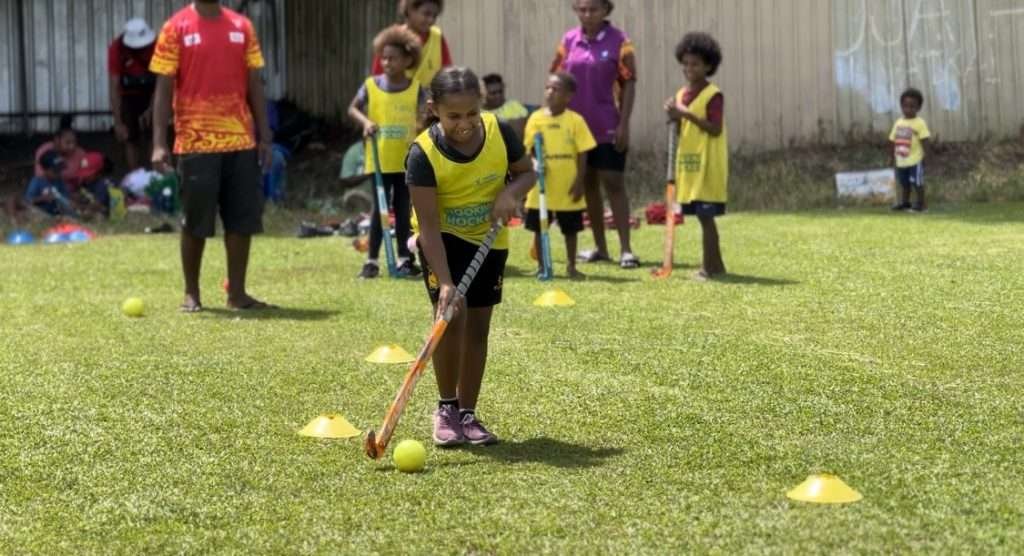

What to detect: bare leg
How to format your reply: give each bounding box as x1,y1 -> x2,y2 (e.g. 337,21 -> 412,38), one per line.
698,214 -> 726,276
566,233 -> 584,279
456,307 -> 493,411
599,169 -> 633,256
583,166 -> 609,259
432,309 -> 466,400
225,232 -> 270,308
533,232 -> 545,274
181,231 -> 205,310
124,142 -> 139,171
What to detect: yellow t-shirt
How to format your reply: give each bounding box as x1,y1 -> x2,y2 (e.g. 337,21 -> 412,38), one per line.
364,77 -> 420,174
414,112 -> 511,248
488,100 -> 530,122
889,117 -> 931,168
523,109 -> 596,211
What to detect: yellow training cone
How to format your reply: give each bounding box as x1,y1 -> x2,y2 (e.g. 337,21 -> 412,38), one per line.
364,344 -> 415,364
298,414 -> 361,439
533,289 -> 576,307
786,474 -> 863,504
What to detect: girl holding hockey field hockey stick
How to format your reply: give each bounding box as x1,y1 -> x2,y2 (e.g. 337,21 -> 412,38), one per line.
406,67 -> 536,446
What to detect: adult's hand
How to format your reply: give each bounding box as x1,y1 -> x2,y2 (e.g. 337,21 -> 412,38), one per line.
258,141 -> 274,173
152,145 -> 172,174
614,123 -> 630,153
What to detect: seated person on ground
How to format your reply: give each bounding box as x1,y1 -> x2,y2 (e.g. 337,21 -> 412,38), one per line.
483,73 -> 529,140
34,115 -> 87,192
25,150 -> 77,218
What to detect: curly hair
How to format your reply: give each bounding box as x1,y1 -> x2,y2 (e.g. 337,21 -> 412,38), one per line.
398,0 -> 443,20
373,25 -> 423,68
675,32 -> 723,77
900,87 -> 924,108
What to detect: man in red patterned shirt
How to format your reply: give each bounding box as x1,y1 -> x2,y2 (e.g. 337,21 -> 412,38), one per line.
151,0 -> 274,312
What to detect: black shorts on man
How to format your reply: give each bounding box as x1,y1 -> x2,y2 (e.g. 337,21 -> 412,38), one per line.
178,149 -> 263,238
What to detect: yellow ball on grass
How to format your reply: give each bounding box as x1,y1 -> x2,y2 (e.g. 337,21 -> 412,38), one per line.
393,439 -> 426,473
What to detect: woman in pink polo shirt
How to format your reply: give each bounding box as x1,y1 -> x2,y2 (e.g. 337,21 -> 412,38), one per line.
551,0 -> 638,268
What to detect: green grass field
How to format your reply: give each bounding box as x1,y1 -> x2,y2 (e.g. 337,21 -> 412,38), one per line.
2,203 -> 1022,553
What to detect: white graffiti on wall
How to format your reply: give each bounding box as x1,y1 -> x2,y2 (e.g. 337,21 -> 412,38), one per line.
833,0 -> 984,115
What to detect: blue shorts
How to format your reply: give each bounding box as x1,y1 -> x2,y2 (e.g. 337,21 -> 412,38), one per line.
681,201 -> 726,217
896,163 -> 924,189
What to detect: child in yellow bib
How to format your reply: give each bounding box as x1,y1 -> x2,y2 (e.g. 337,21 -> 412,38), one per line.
348,25 -> 426,278
376,0 -> 451,86
665,32 -> 728,279
523,72 -> 596,280
889,88 -> 931,212
406,67 -> 536,447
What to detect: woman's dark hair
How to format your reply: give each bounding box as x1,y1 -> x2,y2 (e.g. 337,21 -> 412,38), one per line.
675,32 -> 723,77
573,0 -> 614,15
373,24 -> 422,68
900,87 -> 925,108
424,67 -> 481,127
398,0 -> 443,20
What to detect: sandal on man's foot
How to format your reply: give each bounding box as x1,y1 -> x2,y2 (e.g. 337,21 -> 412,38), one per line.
577,249 -> 611,263
619,252 -> 640,269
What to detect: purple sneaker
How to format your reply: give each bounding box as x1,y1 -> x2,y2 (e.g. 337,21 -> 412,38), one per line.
432,405 -> 465,447
460,413 -> 498,445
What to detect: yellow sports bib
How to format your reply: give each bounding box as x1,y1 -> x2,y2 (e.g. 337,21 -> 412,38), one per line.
524,109 -> 596,211
676,83 -> 729,204
409,26 -> 443,86
415,112 -> 510,248
364,77 -> 420,174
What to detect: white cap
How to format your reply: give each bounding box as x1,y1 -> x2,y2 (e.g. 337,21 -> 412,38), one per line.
122,18 -> 156,49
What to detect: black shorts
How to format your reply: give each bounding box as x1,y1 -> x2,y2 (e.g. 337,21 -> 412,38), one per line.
524,208 -> 584,234
681,201 -> 726,217
586,143 -> 628,172
178,150 -> 264,238
896,163 -> 924,189
419,233 -> 508,308
121,93 -> 152,142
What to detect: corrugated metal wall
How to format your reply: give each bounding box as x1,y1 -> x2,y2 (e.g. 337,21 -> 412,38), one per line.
441,0 -> 1024,153
284,0 -> 393,121
443,0 -> 836,152
0,0 -> 285,134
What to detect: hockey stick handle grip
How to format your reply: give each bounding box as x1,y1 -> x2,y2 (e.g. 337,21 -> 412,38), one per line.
667,120 -> 680,181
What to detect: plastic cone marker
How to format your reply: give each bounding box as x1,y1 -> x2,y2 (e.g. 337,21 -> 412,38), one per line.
786,474 -> 863,504
364,344 -> 415,364
298,414 -> 361,439
533,289 -> 576,307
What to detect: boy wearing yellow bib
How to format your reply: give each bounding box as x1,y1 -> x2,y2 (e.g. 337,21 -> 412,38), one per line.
889,88 -> 931,213
406,68 -> 536,447
665,32 -> 728,279
349,26 -> 426,278
524,72 -> 597,280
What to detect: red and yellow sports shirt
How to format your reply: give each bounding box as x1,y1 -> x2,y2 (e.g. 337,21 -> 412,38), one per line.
150,5 -> 264,154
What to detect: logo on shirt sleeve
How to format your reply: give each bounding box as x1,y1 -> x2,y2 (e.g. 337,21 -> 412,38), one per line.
229,32 -> 245,44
